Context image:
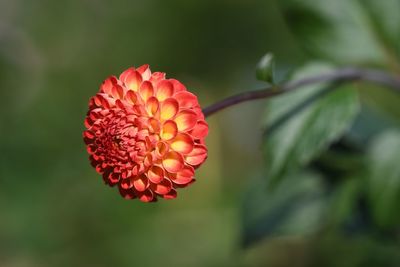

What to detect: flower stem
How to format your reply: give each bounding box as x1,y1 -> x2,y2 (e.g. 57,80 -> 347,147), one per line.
202,67 -> 400,117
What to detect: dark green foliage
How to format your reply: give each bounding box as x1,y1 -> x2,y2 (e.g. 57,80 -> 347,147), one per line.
241,1 -> 400,265
263,63 -> 360,185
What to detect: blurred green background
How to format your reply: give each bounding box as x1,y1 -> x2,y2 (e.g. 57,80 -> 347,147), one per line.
0,0 -> 399,266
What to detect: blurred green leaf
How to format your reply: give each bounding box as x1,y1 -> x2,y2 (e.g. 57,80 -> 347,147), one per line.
241,171 -> 327,248
263,63 -> 360,184
329,177 -> 363,226
359,84 -> 400,125
256,53 -> 275,83
367,130 -> 400,227
360,0 -> 400,66
278,0 -> 387,65
347,105 -> 398,147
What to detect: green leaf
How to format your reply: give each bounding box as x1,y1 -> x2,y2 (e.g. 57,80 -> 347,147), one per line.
359,84 -> 400,125
360,0 -> 400,63
263,63 -> 360,184
347,105 -> 398,147
256,53 -> 275,83
367,130 -> 400,227
241,171 -> 327,248
329,177 -> 363,226
278,0 -> 387,65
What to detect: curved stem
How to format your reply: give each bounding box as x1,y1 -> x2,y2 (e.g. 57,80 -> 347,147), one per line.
202,67 -> 400,117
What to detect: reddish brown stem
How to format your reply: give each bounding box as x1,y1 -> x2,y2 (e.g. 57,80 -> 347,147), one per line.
202,67 -> 400,117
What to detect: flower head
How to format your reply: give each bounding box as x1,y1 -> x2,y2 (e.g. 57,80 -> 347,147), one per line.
83,65 -> 208,202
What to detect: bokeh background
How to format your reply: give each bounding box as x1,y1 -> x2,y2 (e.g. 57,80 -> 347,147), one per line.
0,0 -> 399,266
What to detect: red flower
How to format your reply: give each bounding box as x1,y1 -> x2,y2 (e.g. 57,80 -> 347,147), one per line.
83,65 -> 208,202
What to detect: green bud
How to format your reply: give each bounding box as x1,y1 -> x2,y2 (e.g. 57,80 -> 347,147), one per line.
256,53 -> 275,84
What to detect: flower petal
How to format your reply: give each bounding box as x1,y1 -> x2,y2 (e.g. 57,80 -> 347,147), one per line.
83,130 -> 95,140
170,133 -> 194,154
173,165 -> 194,185
100,76 -> 118,95
190,120 -> 209,139
150,72 -> 165,83
111,85 -> 124,99
162,188 -> 177,199
146,97 -> 159,116
133,175 -> 149,192
185,144 -> 207,166
93,94 -> 112,109
153,178 -> 172,195
84,117 -> 93,128
119,67 -> 135,83
174,91 -> 198,109
162,151 -> 184,173
169,79 -> 187,93
155,141 -> 169,158
161,120 -> 178,140
120,177 -> 133,189
125,71 -> 142,91
147,166 -> 164,184
160,98 -> 179,121
106,172 -> 120,184
156,80 -> 174,101
139,81 -> 154,101
192,106 -> 205,120
137,64 -> 151,80
148,118 -> 160,133
144,154 -> 153,168
124,90 -> 137,105
118,187 -> 136,199
174,110 -> 197,131
137,189 -> 154,202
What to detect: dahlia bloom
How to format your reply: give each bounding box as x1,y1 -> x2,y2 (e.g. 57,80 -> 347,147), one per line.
83,65 -> 208,202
